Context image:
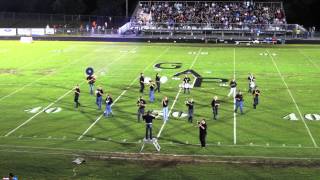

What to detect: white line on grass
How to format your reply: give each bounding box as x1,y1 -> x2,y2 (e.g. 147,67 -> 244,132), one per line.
157,48 -> 202,138
0,46 -> 107,102
233,48 -> 237,145
77,47 -> 170,140
1,135 -> 319,150
9,52 -> 57,72
0,46 -> 125,102
267,49 -> 318,148
298,50 -> 320,70
5,90 -> 72,137
4,47 -> 138,137
0,144 -> 320,160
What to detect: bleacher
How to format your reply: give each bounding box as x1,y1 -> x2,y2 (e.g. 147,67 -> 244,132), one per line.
129,1 -> 290,39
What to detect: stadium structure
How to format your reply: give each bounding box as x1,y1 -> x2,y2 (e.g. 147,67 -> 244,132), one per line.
0,1 -> 315,43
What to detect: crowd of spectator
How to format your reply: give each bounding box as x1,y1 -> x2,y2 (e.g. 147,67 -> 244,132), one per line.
135,1 -> 286,28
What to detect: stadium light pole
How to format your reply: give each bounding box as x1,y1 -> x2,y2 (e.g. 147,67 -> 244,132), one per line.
126,0 -> 128,18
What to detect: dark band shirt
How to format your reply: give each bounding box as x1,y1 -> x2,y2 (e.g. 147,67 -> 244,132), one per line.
150,84 -> 155,91
143,114 -> 155,124
96,89 -> 103,97
253,90 -> 260,98
137,99 -> 146,109
230,81 -> 237,88
235,94 -> 243,102
248,75 -> 255,82
211,100 -> 220,108
156,75 -> 160,82
140,76 -> 144,85
183,77 -> 191,84
87,76 -> 95,84
186,101 -> 194,110
75,88 -> 80,97
199,123 -> 207,134
106,97 -> 113,105
162,100 -> 169,107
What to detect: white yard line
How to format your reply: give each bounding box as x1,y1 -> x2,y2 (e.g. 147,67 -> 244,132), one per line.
156,88 -> 182,138
0,144 -> 319,160
233,48 -> 237,145
1,45 -> 70,72
0,47 -> 103,102
77,47 -> 170,140
298,50 -> 320,70
267,49 -> 318,148
1,135 -> 319,150
4,47 -> 138,137
5,91 -> 72,137
157,48 -> 202,138
0,46 -> 125,102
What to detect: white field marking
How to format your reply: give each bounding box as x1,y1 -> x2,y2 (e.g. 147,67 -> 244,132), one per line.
4,89 -> 74,137
0,45 -> 131,101
189,48 -> 202,69
298,50 -> 320,70
157,48 -> 202,138
1,135 -> 318,150
4,47 -> 138,137
0,144 -> 320,161
0,149 -> 78,157
0,50 -> 58,83
0,46 -> 107,102
73,168 -> 77,177
2,47 -> 62,73
233,48 -> 237,145
267,49 -> 318,148
77,47 -> 170,140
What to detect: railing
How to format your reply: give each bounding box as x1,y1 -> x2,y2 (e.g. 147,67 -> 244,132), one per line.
0,27 -> 315,40
139,1 -> 282,5
132,22 -> 294,32
127,23 -> 313,40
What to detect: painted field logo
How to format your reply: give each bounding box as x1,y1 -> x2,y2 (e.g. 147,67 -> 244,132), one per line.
25,106 -> 62,114
283,113 -> 298,121
305,114 -> 320,121
155,62 -> 228,87
150,110 -> 187,119
283,113 -> 320,121
154,63 -> 182,69
172,111 -> 188,118
173,69 -> 228,87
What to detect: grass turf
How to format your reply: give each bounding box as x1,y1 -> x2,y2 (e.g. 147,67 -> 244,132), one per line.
0,40 -> 320,178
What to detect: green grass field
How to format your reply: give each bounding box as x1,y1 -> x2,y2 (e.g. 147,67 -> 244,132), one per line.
0,41 -> 320,179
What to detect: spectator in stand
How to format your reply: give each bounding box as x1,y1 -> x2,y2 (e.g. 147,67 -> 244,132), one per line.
135,1 -> 286,30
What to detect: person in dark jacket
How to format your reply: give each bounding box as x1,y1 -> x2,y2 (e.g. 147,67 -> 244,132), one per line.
143,110 -> 155,140
198,119 -> 207,147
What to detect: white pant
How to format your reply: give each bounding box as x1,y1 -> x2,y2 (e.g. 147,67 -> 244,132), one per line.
228,87 -> 236,97
163,107 -> 169,121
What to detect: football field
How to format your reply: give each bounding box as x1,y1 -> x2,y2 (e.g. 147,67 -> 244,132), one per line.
0,40 -> 320,162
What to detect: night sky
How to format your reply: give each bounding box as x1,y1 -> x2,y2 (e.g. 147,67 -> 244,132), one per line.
0,0 -> 319,28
